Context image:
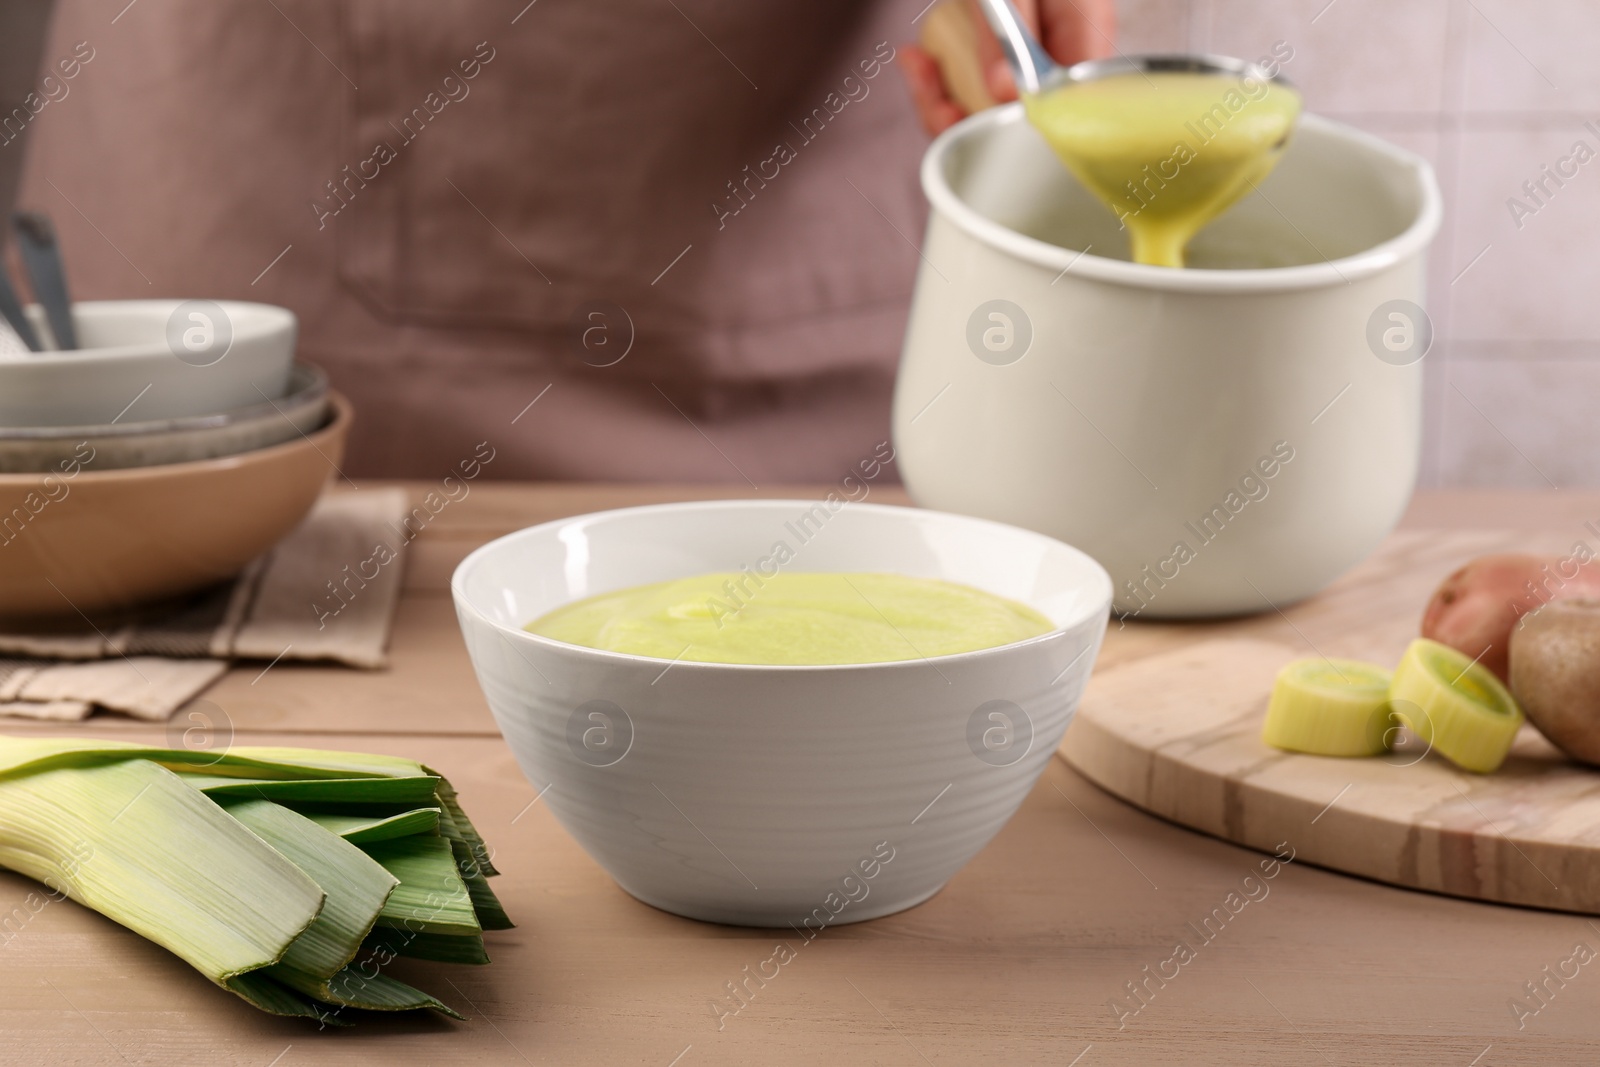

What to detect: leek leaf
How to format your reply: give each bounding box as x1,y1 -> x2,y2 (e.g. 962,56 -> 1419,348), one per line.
435,803 -> 512,930
363,837 -> 482,937
303,808 -> 441,844
320,964 -> 464,1017
435,779 -> 498,876
181,774 -> 441,806
225,746 -> 429,779
0,738 -> 408,783
0,759 -> 324,981
453,838 -> 513,931
362,927 -> 490,966
226,972 -> 347,1025
218,798 -> 397,981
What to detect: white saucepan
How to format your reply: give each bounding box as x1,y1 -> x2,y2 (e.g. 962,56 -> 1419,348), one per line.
893,107 -> 1442,618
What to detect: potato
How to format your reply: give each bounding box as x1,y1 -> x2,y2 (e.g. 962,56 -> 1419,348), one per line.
1509,599 -> 1600,765
1420,553 -> 1600,682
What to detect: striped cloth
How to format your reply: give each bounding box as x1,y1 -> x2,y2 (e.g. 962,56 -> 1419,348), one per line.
0,488 -> 408,721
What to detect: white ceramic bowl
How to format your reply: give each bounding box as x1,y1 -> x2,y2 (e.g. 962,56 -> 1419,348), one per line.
0,300 -> 296,426
893,108 -> 1442,617
0,363 -> 328,472
453,500 -> 1112,927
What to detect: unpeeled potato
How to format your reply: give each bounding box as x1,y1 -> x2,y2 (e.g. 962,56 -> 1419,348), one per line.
1509,600 -> 1600,765
1420,553 -> 1600,682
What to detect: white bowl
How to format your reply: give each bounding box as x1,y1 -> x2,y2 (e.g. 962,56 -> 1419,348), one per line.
0,363 -> 328,472
452,500 -> 1112,927
0,300 -> 296,426
893,108 -> 1442,617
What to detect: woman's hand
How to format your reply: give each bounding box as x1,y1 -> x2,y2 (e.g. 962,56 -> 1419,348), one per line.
901,0 -> 1117,136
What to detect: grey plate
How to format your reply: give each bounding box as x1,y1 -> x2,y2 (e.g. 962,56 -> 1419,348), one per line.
0,363 -> 329,473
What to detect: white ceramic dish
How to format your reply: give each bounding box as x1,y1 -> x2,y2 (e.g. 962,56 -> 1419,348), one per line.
0,300 -> 296,426
893,108 -> 1442,617
0,363 -> 328,472
453,500 -> 1112,927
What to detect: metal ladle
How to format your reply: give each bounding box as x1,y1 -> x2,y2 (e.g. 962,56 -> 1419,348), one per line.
969,0 -> 1291,95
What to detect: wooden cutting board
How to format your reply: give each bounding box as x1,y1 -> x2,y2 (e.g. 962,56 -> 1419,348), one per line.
1061,636 -> 1600,915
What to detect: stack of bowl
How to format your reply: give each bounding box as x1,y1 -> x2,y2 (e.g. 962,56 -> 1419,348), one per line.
0,300 -> 350,620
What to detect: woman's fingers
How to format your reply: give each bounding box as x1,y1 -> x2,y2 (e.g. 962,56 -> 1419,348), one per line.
905,0 -> 1117,134
900,43 -> 968,135
1039,0 -> 1117,66
979,0 -> 1118,101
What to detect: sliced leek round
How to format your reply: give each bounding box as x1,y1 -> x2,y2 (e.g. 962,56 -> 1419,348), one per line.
1388,637 -> 1524,773
1262,657 -> 1395,756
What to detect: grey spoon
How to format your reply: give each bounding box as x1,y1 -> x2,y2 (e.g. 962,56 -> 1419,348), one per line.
13,211 -> 77,350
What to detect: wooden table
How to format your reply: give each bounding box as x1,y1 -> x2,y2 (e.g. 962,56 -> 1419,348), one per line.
3,484 -> 1598,1066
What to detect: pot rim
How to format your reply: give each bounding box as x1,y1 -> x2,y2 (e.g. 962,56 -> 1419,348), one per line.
920,106 -> 1443,294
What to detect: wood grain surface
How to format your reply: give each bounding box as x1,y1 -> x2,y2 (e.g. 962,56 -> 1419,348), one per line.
3,484 -> 1600,1065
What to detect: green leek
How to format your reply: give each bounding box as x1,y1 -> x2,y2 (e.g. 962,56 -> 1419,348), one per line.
0,736 -> 510,1024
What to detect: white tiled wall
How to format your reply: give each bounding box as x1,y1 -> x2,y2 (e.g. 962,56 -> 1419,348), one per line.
1122,0 -> 1600,488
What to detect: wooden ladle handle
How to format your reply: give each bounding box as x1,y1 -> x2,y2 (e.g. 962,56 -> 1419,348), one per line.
918,0 -> 1000,114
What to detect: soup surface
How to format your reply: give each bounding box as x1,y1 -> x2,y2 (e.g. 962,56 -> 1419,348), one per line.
525,572 -> 1053,665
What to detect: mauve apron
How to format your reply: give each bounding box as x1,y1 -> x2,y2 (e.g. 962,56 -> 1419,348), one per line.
16,0 -> 929,481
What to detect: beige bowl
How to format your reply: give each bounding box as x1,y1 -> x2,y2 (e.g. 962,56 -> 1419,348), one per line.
0,393 -> 351,620
0,364 -> 329,474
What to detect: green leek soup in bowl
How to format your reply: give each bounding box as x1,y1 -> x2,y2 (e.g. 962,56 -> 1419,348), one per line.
525,571 -> 1054,664
452,500 -> 1112,926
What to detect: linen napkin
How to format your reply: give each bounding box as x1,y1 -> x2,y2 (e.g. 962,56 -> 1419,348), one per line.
0,488 -> 409,722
